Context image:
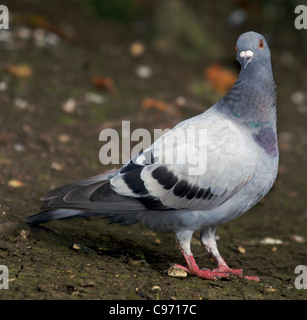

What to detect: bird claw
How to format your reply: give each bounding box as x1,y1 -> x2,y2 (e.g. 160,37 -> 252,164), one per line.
243,275 -> 260,282
174,264 -> 259,281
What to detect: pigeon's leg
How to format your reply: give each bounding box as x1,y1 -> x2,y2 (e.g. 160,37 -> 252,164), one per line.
200,227 -> 260,281
174,230 -> 230,280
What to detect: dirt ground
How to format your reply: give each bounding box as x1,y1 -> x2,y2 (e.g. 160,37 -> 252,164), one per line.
0,1 -> 307,300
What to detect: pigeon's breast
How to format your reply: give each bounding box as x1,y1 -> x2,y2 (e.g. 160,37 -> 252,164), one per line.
252,127 -> 278,157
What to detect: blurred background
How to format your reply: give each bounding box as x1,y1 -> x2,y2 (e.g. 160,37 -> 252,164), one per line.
0,0 -> 306,300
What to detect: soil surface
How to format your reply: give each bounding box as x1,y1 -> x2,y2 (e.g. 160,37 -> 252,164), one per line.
0,0 -> 307,300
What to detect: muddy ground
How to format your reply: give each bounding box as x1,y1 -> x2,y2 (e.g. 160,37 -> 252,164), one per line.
0,1 -> 307,300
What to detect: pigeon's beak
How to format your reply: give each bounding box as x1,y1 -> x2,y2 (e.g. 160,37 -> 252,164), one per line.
240,50 -> 254,69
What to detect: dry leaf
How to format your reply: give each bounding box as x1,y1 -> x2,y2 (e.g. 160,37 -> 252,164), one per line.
12,13 -> 68,39
8,179 -> 24,188
92,76 -> 115,93
6,64 -> 32,78
0,158 -> 12,165
205,63 -> 237,93
141,98 -> 180,116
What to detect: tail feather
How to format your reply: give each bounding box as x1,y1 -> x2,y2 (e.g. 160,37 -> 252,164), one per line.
24,209 -> 140,225
25,172 -> 145,226
41,172 -> 116,201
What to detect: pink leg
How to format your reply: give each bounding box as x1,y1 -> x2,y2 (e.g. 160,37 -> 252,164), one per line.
174,229 -> 260,281
200,227 -> 260,281
175,241 -> 233,280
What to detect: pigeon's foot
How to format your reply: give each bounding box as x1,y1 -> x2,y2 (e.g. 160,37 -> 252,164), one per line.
174,263 -> 260,281
202,266 -> 243,278
202,267 -> 260,281
174,262 -> 234,280
176,230 -> 260,281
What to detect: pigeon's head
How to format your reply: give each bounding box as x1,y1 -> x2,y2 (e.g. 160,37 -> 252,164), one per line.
236,31 -> 271,70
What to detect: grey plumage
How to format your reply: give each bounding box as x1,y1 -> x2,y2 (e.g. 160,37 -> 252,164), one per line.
25,31 -> 278,280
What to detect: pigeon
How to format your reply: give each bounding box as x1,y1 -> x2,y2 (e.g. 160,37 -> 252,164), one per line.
25,31 -> 278,281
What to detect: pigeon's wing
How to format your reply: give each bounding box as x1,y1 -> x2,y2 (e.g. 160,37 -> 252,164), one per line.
111,112 -> 258,211
25,112 -> 258,226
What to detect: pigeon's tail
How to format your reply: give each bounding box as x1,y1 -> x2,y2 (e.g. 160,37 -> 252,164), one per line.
24,172 -> 144,226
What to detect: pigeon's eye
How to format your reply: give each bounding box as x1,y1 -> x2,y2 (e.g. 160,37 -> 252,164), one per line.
235,45 -> 238,52
258,39 -> 264,49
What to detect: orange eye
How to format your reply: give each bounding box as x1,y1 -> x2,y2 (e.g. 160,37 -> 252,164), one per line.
258,39 -> 264,49
235,45 -> 238,52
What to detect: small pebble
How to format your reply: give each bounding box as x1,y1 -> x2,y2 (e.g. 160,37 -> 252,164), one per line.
72,243 -> 81,250
135,65 -> 152,79
62,98 -> 76,113
260,237 -> 283,245
84,92 -> 105,105
129,41 -> 145,57
238,246 -> 246,254
51,162 -> 63,171
0,81 -> 7,91
13,144 -> 26,152
14,98 -> 29,110
290,91 -> 305,105
264,286 -> 276,293
58,134 -> 71,143
290,234 -> 306,243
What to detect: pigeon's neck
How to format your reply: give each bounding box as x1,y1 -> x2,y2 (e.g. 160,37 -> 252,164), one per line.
219,63 -> 276,122
215,63 -> 278,157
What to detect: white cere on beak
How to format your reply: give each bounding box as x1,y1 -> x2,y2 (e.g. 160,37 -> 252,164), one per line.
240,50 -> 254,59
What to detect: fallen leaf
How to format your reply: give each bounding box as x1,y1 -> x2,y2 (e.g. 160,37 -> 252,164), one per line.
8,179 -> 24,188
0,158 -> 12,165
92,76 -> 115,93
205,63 -> 237,93
141,98 -> 180,116
12,13 -> 68,39
6,64 -> 32,78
